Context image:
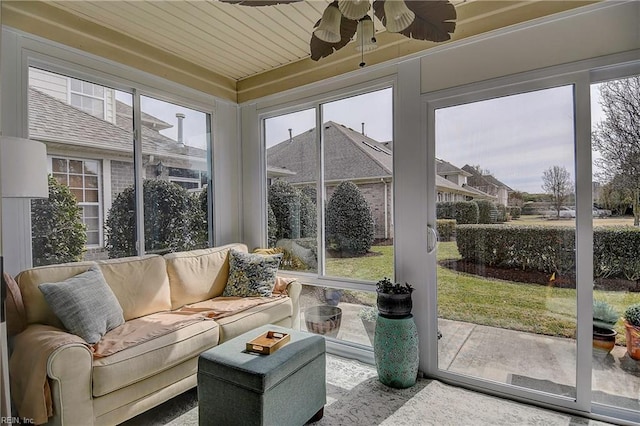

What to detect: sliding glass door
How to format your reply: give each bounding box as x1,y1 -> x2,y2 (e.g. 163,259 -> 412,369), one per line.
434,85 -> 579,397
426,71 -> 640,420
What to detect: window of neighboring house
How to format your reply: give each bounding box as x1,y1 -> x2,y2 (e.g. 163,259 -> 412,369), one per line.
70,78 -> 105,119
51,157 -> 102,246
167,167 -> 207,191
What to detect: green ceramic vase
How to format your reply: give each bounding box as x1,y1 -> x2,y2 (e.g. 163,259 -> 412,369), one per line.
374,314 -> 419,389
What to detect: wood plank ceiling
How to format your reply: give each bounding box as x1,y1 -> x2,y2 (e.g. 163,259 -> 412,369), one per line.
2,1 -> 597,102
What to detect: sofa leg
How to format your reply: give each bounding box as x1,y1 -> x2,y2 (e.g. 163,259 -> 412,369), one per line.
307,407 -> 324,423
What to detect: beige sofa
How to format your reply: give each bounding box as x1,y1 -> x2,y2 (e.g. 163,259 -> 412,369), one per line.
10,243 -> 301,426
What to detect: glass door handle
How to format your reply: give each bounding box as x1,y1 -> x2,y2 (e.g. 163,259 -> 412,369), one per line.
427,224 -> 438,254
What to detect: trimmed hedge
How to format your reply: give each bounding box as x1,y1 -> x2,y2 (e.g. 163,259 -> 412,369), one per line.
436,201 -> 479,224
456,224 -> 640,279
475,200 -> 498,224
436,219 -> 456,242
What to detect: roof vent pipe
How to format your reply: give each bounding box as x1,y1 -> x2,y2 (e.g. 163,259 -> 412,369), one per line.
361,122 -> 365,135
176,113 -> 185,145
288,128 -> 293,142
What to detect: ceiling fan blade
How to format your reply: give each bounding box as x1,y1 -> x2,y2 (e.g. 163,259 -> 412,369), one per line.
402,1 -> 456,42
373,0 -> 456,43
310,3 -> 358,61
219,0 -> 301,6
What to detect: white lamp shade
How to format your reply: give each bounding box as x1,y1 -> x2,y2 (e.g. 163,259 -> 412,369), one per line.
384,0 -> 415,33
338,0 -> 370,20
314,4 -> 342,43
355,16 -> 378,52
0,136 -> 49,198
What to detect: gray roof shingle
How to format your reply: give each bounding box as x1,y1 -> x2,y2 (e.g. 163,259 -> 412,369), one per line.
28,87 -> 206,160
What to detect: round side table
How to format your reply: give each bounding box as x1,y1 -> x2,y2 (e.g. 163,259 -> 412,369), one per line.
373,314 -> 419,388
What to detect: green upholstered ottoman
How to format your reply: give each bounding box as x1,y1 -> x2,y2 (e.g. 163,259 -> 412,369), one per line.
198,324 -> 326,426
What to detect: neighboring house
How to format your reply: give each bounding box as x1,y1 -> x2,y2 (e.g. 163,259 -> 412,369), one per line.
462,165 -> 513,206
28,69 -> 208,260
267,121 -> 394,240
267,122 -> 494,240
436,159 -> 495,203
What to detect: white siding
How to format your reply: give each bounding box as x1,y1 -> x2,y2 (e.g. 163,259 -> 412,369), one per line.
28,68 -> 67,101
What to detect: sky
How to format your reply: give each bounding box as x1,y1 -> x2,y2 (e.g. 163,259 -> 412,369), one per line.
265,85 -> 606,194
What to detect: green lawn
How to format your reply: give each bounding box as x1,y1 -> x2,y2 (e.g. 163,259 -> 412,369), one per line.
325,242 -> 639,344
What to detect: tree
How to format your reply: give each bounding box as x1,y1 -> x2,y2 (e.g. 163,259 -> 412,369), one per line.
592,76 -> 640,226
105,179 -> 207,258
31,175 -> 87,266
325,181 -> 374,256
541,165 -> 573,218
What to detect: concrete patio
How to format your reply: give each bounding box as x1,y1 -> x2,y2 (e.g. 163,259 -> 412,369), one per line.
301,300 -> 640,411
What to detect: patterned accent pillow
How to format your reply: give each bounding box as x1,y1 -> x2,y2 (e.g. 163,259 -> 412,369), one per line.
223,249 -> 282,297
39,266 -> 125,344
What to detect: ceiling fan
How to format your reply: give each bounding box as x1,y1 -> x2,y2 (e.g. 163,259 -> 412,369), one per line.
220,0 -> 457,63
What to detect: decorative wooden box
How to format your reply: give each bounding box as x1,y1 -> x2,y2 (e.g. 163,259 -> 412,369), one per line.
246,330 -> 291,355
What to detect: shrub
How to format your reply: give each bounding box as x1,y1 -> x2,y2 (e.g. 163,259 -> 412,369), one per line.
508,206 -> 521,219
268,180 -> 316,241
267,204 -> 278,248
593,226 -> 640,280
436,219 -> 456,242
475,200 -> 498,224
105,179 -> 206,258
436,201 -> 478,224
31,175 -> 87,266
325,181 -> 374,255
456,225 -> 575,275
496,205 -> 507,223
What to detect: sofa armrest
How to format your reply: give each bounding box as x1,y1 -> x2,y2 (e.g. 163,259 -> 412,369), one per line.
286,280 -> 302,329
47,344 -> 94,426
9,324 -> 94,426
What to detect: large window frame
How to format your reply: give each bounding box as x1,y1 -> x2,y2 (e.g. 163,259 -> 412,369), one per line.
2,31 -> 218,270
259,78 -> 396,290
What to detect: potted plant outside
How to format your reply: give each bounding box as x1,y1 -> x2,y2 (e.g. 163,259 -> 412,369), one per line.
592,300 -> 618,355
376,277 -> 413,319
623,303 -> 640,360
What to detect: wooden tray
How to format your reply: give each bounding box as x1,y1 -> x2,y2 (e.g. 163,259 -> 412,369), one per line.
246,330 -> 291,355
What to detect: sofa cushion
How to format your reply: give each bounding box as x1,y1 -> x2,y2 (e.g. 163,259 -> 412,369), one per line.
222,249 -> 282,297
92,319 -> 219,397
38,266 -> 124,344
165,243 -> 248,309
96,255 -> 171,321
215,297 -> 292,342
17,261 -> 96,327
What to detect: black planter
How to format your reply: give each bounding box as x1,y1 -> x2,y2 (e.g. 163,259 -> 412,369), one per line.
377,292 -> 412,319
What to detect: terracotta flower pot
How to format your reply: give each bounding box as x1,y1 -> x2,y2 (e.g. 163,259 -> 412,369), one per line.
624,320 -> 640,360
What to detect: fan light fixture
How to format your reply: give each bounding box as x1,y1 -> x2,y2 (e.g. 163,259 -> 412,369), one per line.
314,3 -> 342,43
383,0 -> 415,33
219,0 -> 456,64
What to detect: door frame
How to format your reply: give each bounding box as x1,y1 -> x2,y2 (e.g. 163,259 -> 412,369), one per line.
420,53 -> 640,421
